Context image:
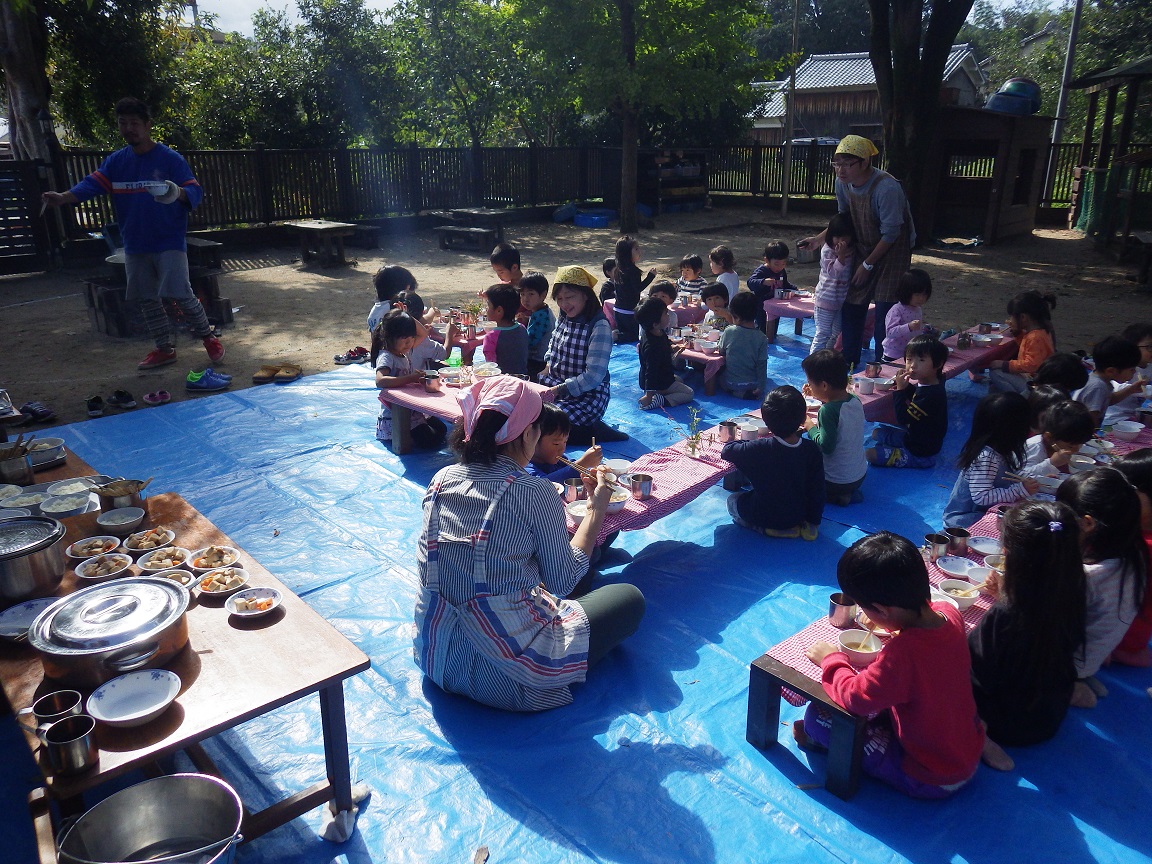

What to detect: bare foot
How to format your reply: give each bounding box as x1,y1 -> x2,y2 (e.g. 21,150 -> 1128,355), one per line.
1084,675 -> 1109,698
1071,680 -> 1098,708
981,737 -> 1014,772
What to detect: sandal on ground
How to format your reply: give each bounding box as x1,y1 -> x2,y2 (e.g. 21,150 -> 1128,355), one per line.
107,390 -> 137,409
86,396 -> 104,417
334,346 -> 369,365
274,364 -> 303,383
143,391 -> 171,406
252,365 -> 282,385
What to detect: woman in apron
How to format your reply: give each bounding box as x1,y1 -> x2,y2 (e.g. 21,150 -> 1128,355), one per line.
801,135 -> 914,368
413,375 -> 645,711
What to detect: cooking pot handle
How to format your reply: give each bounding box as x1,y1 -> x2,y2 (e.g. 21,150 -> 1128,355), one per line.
103,642 -> 159,672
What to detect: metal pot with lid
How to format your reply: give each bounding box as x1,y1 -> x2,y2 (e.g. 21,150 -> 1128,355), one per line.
0,515 -> 66,606
29,577 -> 189,688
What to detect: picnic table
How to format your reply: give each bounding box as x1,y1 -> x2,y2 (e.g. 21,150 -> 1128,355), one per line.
603,299 -> 707,331
679,345 -> 725,396
747,510 -> 1001,799
1,455 -> 370,853
428,323 -> 485,366
285,219 -> 357,267
762,295 -> 875,346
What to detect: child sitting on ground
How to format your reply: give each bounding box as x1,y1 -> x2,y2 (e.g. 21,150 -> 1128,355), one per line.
717,291 -> 768,401
709,245 -> 739,302
1106,323 -> 1152,424
1112,449 -> 1152,667
800,531 -> 984,798
636,297 -> 694,410
968,500 -> 1087,772
810,215 -> 855,354
1032,353 -> 1090,397
1076,336 -> 1141,428
677,254 -> 708,295
882,268 -> 933,362
802,349 -> 867,506
868,333 -> 949,469
1020,399 -> 1095,476
371,310 -> 452,449
987,291 -> 1057,395
482,285 -> 529,376
1056,468 -> 1149,707
721,385 -> 823,539
647,280 -> 679,331
746,240 -> 797,332
518,271 -> 554,381
943,392 -> 1039,528
526,403 -> 602,483
700,281 -> 733,330
598,257 -> 616,302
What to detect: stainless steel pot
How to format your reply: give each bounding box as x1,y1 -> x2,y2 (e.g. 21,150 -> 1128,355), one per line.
0,516 -> 66,605
28,577 -> 188,688
0,453 -> 35,486
57,773 -> 243,864
97,489 -> 146,513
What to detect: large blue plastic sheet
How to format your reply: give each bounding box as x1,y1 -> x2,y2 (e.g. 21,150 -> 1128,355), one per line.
3,325 -> 1151,864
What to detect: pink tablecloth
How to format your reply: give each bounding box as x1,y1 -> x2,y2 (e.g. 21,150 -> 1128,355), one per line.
604,299 -> 706,330
1103,424 -> 1152,456
378,377 -> 552,424
762,295 -> 875,347
679,347 -> 725,382
766,512 -> 1001,704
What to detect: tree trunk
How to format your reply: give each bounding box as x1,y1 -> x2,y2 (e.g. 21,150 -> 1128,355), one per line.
0,0 -> 58,161
617,0 -> 638,234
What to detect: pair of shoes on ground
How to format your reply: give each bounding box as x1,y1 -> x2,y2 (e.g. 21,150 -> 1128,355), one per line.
252,364 -> 303,385
15,401 -> 55,424
86,390 -> 138,417
143,391 -> 172,406
334,346 -> 369,365
186,368 -> 233,392
762,522 -> 819,541
138,336 -> 225,371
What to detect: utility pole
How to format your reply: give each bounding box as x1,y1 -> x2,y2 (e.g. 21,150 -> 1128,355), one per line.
780,0 -> 800,217
1043,0 -> 1085,201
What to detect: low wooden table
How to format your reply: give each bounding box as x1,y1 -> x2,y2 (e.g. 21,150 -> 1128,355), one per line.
1,490 -> 370,848
286,220 -> 357,267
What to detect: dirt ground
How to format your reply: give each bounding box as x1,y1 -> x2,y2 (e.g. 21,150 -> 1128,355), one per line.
3,206 -> 1151,432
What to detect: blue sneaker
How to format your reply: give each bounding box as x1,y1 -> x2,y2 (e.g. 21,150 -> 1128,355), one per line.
186,369 -> 231,392
203,367 -> 232,382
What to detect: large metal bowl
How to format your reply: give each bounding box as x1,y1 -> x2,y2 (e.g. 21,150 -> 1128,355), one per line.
0,516 -> 66,605
57,773 -> 243,864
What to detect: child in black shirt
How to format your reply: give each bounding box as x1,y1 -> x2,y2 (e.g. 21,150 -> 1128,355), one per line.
636,297 -> 693,410
868,334 -> 949,469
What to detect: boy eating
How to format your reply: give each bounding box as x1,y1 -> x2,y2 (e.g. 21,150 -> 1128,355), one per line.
868,334 -> 949,469
746,239 -> 797,332
700,282 -> 733,330
518,271 -> 555,381
717,291 -> 768,401
1076,336 -> 1141,428
802,349 -> 867,505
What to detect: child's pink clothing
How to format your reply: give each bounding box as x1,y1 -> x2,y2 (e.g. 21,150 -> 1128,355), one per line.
814,245 -> 852,312
819,603 -> 984,786
882,302 -> 923,360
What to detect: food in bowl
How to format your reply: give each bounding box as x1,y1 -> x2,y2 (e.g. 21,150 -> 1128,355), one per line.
46,478 -> 96,497
984,553 -> 1005,574
836,629 -> 882,665
2,492 -> 48,509
96,507 -> 146,536
152,568 -> 194,588
138,547 -> 191,571
29,438 -> 64,451
124,527 -> 175,552
191,545 -> 239,570
940,579 -> 980,610
199,567 -> 247,594
39,494 -> 91,516
1068,454 -> 1096,473
0,484 -> 21,501
68,536 -> 121,558
77,553 -> 132,580
229,588 -> 281,614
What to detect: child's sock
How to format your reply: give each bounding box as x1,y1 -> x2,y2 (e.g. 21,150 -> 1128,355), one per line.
639,393 -> 666,411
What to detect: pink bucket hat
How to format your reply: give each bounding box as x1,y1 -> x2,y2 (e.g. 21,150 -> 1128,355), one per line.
458,376 -> 543,445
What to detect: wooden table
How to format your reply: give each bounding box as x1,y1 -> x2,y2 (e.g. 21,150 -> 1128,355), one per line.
603,300 -> 707,331
1,489 -> 370,847
285,220 -> 357,267
761,296 -> 877,347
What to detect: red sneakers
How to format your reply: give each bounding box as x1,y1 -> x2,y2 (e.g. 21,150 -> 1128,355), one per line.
138,349 -> 177,370
203,336 -> 225,363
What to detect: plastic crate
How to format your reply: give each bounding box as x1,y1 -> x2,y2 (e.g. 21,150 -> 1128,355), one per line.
574,213 -> 610,228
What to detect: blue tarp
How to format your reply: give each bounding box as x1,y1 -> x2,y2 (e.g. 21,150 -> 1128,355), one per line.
3,326 -> 1151,864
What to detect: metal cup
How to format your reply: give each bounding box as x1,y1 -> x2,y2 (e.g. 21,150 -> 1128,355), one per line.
629,473 -> 653,500
563,478 -> 586,503
465,324 -> 476,340
977,322 -> 991,335
18,690 -> 84,734
828,592 -> 858,628
423,370 -> 442,393
718,421 -> 738,442
923,533 -> 950,562
864,362 -> 883,378
944,527 -> 970,556
41,714 -> 99,776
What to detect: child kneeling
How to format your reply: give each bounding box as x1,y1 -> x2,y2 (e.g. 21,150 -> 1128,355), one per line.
721,385 -> 823,539
800,532 -> 985,798
636,297 -> 693,410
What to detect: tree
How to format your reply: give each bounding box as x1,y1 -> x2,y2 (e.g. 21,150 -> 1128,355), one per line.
866,0 -> 976,226
753,0 -> 871,64
1,0 -> 57,160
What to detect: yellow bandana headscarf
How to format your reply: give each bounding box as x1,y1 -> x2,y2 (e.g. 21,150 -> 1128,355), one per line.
554,265 -> 598,289
835,135 -> 879,160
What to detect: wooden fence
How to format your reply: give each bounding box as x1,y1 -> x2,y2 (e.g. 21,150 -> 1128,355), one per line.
58,142 -> 1087,236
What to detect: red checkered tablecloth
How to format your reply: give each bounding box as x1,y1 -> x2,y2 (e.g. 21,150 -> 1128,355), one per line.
1103,425 -> 1152,456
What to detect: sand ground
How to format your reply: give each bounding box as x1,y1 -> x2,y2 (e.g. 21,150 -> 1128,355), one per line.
2,207 -> 1150,431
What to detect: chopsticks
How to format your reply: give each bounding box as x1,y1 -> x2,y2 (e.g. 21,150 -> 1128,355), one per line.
557,457 -> 629,491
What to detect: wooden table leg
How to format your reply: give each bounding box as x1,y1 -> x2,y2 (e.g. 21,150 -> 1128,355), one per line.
766,316 -> 780,344
320,682 -> 354,814
824,709 -> 867,800
704,377 -> 717,397
391,405 -> 413,455
298,232 -> 312,264
29,788 -> 59,864
334,237 -> 348,266
746,662 -> 783,749
794,318 -> 804,336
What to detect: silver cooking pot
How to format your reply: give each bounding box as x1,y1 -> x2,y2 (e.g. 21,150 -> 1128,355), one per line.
57,773 -> 243,864
0,515 -> 66,605
28,576 -> 189,688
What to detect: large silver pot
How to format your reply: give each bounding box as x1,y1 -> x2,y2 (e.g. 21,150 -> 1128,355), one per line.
0,515 -> 66,606
57,773 -> 243,864
28,577 -> 188,688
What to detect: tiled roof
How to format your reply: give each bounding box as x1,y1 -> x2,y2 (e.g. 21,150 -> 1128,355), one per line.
774,44 -> 981,91
751,81 -> 787,118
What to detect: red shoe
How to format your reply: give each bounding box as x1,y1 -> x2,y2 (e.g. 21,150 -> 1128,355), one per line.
139,348 -> 177,370
203,336 -> 225,363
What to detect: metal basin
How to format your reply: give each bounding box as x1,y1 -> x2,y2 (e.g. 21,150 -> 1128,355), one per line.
0,516 -> 66,605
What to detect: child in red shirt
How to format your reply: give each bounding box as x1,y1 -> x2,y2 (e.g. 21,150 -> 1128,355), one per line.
1112,449 -> 1152,667
799,532 -> 985,798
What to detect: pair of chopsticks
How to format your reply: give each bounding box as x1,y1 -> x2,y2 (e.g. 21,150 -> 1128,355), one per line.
556,457 -> 629,491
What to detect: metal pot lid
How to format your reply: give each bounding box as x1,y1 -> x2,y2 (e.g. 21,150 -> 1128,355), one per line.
0,516 -> 66,561
30,577 -> 188,654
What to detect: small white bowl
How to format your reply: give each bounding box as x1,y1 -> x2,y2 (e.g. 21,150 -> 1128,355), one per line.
28,437 -> 65,463
930,588 -> 960,609
75,553 -> 133,582
939,579 -> 980,611
39,494 -> 91,518
151,568 -> 195,590
137,546 -> 192,572
966,566 -> 994,592
67,535 -> 122,560
197,567 -> 249,597
122,527 -> 176,555
2,492 -> 48,512
874,378 -> 896,392
86,669 -> 181,728
0,508 -> 31,520
984,553 -> 1005,574
46,477 -> 96,497
0,483 -> 21,502
96,507 -> 145,537
1068,454 -> 1097,473
972,334 -> 995,346
836,629 -> 883,666
189,545 -> 241,573
226,587 -> 282,618
1112,421 -> 1142,442
565,489 -> 630,518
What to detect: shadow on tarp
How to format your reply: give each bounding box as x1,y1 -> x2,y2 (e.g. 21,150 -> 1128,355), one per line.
2,341 -> 1151,864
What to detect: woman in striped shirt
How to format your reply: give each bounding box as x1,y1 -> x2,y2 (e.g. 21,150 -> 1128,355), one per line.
413,376 -> 645,711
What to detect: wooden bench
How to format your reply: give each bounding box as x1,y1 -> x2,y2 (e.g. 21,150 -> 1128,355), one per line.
285,220 -> 357,267
185,236 -> 224,269
435,224 -> 499,251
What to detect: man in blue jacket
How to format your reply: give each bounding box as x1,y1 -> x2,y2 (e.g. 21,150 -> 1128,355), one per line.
43,97 -> 225,372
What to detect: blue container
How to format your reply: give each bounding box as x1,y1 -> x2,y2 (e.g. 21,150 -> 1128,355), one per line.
574,213 -> 611,228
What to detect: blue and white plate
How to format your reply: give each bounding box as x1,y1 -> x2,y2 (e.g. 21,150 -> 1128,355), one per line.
935,556 -> 973,578
967,536 -> 1001,556
0,597 -> 59,639
86,669 -> 181,727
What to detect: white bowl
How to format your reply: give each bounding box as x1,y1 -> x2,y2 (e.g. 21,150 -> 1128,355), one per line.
137,546 -> 192,572
46,477 -> 96,497
966,566 -> 994,592
0,508 -> 31,520
0,597 -> 59,640
984,553 -> 1005,573
1112,421 -> 1142,442
934,555 -> 973,578
67,535 -> 122,560
565,489 -> 630,518
930,588 -> 960,609
75,552 -> 133,582
189,545 -> 241,573
28,437 -> 65,463
939,579 -> 980,610
0,483 -> 21,502
972,334 -> 995,346
874,378 -> 896,392
197,567 -> 250,597
86,669 -> 181,728
151,568 -> 195,590
39,494 -> 91,518
96,507 -> 145,537
1068,454 -> 1097,473
836,629 -> 883,665
122,527 -> 176,555
2,492 -> 48,512
226,587 -> 283,618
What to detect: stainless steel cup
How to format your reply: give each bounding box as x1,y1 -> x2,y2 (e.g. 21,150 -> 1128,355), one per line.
924,533 -> 950,562
18,689 -> 84,734
41,714 -> 98,776
977,323 -> 991,334
944,527 -> 970,556
563,478 -> 586,503
629,473 -> 653,500
828,593 -> 858,628
718,421 -> 738,442
864,362 -> 883,378
423,371 -> 442,393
